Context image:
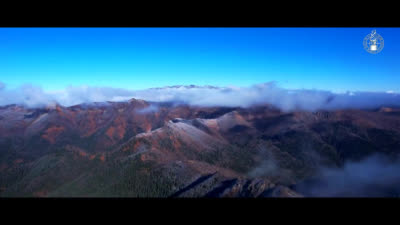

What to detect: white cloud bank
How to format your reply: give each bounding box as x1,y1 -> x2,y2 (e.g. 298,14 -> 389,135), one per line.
0,81 -> 400,111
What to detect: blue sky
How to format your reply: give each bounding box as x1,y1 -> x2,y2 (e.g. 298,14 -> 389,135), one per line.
0,28 -> 399,92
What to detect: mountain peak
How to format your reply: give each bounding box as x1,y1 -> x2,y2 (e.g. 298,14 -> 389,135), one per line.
129,98 -> 147,103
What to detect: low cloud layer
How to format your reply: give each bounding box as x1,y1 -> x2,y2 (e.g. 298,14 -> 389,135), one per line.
135,104 -> 159,114
1,81 -> 400,111
295,154 -> 400,197
248,146 -> 280,178
0,82 -> 5,91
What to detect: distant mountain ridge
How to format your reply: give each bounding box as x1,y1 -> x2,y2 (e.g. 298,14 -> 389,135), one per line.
149,84 -> 221,90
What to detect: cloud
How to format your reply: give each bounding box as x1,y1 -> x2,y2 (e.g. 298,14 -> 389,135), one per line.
53,85 -> 136,106
0,82 -> 5,91
0,83 -> 137,108
295,154 -> 400,197
1,81 -> 400,111
248,146 -> 280,178
131,82 -> 400,111
135,104 -> 159,114
0,84 -> 56,108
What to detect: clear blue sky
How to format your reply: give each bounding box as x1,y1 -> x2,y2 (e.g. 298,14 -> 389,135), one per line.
0,28 -> 399,92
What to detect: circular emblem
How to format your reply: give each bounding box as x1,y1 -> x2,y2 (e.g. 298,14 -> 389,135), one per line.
363,29 -> 384,54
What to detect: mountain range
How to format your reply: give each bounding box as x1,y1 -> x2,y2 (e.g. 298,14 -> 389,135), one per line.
1,94 -> 400,197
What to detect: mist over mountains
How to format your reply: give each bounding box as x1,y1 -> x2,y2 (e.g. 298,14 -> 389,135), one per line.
295,153 -> 400,197
1,81 -> 400,197
1,81 -> 400,111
